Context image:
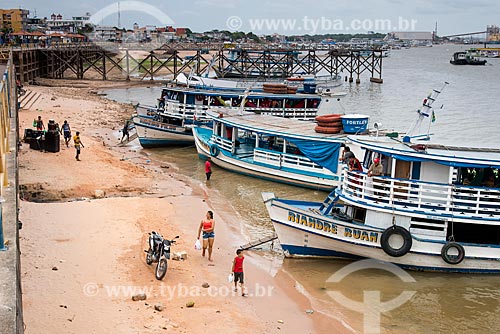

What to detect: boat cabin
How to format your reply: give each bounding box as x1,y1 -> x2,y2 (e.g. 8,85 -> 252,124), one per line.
337,136 -> 500,247
160,87 -> 322,120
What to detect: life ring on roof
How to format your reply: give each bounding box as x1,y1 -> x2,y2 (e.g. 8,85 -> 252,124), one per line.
314,125 -> 342,134
209,144 -> 220,157
317,120 -> 342,128
380,226 -> 412,257
315,114 -> 342,123
441,242 -> 465,265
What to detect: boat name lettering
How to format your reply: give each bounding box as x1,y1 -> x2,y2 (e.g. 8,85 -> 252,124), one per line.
344,227 -> 378,243
288,211 -> 338,234
344,120 -> 368,125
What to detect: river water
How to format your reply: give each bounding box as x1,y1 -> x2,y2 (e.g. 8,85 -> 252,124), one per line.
103,44 -> 500,333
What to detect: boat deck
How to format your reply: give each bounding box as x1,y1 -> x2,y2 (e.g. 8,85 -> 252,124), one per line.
208,110 -> 350,141
164,86 -> 322,99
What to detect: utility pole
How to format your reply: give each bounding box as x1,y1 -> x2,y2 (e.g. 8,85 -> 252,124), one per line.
118,1 -> 121,28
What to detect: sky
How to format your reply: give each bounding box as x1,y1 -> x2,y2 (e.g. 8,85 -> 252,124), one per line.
3,0 -> 499,36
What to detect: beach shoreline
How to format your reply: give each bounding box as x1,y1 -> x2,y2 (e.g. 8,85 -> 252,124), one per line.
18,80 -> 346,333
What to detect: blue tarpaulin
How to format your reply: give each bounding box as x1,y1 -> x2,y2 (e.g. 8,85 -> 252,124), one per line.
285,138 -> 341,173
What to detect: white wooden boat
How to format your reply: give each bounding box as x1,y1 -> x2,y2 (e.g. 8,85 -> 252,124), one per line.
133,105 -> 211,147
263,84 -> 500,273
135,86 -> 346,147
192,110 -> 349,190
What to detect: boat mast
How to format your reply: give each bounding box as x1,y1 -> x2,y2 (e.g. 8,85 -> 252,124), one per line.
404,82 -> 448,142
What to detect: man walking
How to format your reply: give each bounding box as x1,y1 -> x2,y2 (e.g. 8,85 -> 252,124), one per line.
73,131 -> 84,161
120,120 -> 130,143
60,120 -> 71,147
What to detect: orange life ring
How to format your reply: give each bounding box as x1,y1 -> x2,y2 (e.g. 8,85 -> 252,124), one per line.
317,120 -> 342,127
315,114 -> 342,123
263,83 -> 287,89
315,125 -> 342,134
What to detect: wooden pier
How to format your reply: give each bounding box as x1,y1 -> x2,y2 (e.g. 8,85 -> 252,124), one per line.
1,43 -> 384,84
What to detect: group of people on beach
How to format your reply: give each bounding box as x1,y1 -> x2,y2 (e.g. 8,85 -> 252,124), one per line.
196,210 -> 246,296
33,116 -> 84,161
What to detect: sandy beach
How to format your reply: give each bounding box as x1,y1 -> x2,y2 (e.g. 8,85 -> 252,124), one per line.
17,80 -> 345,333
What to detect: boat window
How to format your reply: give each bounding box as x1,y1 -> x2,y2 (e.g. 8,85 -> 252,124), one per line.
306,99 -> 319,108
448,222 -> 500,246
459,167 -> 499,188
286,142 -> 303,156
245,99 -> 258,108
362,150 -> 373,169
352,207 -> 366,224
363,151 -> 389,176
411,161 -> 421,180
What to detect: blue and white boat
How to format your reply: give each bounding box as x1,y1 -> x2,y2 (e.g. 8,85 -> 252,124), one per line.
192,109 -> 353,190
263,84 -> 500,273
134,85 -> 345,148
174,72 -> 343,92
133,105 -> 212,147
157,85 -> 324,120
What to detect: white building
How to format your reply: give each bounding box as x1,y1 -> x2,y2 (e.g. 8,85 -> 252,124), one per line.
46,12 -> 91,33
386,31 -> 433,42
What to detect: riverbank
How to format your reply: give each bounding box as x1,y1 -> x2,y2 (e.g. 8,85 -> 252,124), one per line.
18,80 -> 344,333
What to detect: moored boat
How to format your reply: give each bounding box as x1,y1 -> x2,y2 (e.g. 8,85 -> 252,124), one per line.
192,110 -> 347,190
450,51 -> 487,65
157,85 -> 325,120
132,105 -> 212,147
263,85 -> 500,273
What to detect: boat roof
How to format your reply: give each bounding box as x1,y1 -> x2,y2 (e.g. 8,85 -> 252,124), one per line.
163,86 -> 321,99
348,135 -> 500,168
206,109 -> 347,142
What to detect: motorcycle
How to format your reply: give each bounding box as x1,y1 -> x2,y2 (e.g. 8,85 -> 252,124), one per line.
145,231 -> 179,280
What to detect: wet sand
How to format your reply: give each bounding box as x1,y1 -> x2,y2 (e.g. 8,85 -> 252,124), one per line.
18,80 -> 346,333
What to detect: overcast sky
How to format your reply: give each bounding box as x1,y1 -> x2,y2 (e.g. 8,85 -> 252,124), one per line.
4,0 -> 499,36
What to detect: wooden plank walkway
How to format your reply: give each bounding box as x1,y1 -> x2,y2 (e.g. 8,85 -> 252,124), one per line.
239,233 -> 278,250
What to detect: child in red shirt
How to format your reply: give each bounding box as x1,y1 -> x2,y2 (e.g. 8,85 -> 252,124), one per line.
231,249 -> 245,296
205,157 -> 212,181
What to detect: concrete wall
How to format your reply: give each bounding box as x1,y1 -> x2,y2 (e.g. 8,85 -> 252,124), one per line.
0,53 -> 23,334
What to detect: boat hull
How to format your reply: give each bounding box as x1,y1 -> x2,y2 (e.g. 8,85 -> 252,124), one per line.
265,196 -> 500,273
133,116 -> 194,148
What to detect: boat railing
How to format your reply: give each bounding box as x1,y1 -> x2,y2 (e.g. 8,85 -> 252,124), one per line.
211,136 -> 232,152
254,148 -> 334,174
137,117 -> 183,131
165,101 -> 318,119
254,148 -> 281,166
342,171 -> 500,219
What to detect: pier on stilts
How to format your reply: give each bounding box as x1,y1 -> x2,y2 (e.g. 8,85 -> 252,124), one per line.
1,43 -> 384,84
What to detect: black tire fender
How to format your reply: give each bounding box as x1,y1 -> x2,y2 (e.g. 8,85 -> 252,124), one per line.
380,226 -> 412,257
441,242 -> 465,265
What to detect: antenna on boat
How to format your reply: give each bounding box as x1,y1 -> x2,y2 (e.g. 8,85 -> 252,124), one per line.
203,55 -> 216,78
186,67 -> 195,87
404,82 -> 449,142
238,88 -> 250,115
